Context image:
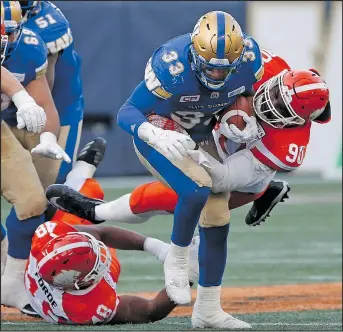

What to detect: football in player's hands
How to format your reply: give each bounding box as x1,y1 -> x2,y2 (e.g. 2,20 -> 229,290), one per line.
218,95 -> 254,130
147,114 -> 188,134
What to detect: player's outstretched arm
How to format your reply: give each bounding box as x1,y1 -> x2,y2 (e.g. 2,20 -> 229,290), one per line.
75,224 -> 170,262
1,66 -> 47,133
26,74 -> 60,137
109,289 -> 177,324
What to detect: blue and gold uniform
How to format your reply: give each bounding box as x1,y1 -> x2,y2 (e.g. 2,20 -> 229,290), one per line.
1,26 -> 47,115
119,33 -> 262,142
1,1 -> 47,301
21,1 -> 84,184
117,11 -> 264,299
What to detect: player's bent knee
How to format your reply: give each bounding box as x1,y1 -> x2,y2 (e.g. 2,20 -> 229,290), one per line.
199,191 -> 231,228
79,178 -> 104,200
14,193 -> 46,220
130,182 -> 178,214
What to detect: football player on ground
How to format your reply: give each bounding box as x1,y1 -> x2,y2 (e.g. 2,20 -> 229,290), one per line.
25,220 -> 199,325
116,10 -> 263,329
1,1 -> 69,314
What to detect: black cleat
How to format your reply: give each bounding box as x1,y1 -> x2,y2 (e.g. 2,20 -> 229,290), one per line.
245,180 -> 291,226
77,137 -> 106,168
45,184 -> 105,223
21,304 -> 41,318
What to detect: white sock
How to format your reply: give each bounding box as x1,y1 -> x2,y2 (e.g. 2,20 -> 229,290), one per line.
1,237 -> 8,276
170,241 -> 190,260
64,161 -> 96,191
94,193 -> 161,223
144,237 -> 170,262
3,255 -> 27,278
195,284 -> 222,313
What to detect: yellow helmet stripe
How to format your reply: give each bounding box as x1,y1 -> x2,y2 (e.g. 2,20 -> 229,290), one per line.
216,11 -> 226,59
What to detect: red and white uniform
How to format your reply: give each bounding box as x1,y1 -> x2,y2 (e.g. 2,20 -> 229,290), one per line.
25,221 -> 121,325
210,50 -> 311,194
249,50 -> 311,172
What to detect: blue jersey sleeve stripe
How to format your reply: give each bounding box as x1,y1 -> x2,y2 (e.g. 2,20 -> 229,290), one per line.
3,1 -> 11,21
216,11 -> 226,59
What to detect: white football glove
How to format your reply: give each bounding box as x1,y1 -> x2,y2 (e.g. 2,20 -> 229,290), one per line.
12,90 -> 46,134
31,132 -> 71,163
219,110 -> 258,144
138,122 -> 196,160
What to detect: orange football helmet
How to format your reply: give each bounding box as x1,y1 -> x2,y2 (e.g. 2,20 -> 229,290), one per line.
36,232 -> 111,291
253,69 -> 330,128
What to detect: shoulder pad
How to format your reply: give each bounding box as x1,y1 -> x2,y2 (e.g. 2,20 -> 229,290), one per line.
144,34 -> 191,99
26,2 -> 73,54
242,34 -> 264,82
254,50 -> 291,89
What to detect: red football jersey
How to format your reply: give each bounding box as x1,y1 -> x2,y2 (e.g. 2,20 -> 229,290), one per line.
249,50 -> 310,171
215,50 -> 311,172
25,221 -> 121,325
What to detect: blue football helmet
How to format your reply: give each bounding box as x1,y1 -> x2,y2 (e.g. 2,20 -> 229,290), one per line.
1,1 -> 23,63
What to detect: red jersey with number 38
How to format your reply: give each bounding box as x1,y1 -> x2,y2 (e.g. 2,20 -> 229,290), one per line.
248,50 -> 311,172
24,221 -> 120,325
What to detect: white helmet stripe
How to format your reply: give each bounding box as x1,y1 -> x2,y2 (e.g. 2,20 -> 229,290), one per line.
289,83 -> 328,96
37,241 -> 91,271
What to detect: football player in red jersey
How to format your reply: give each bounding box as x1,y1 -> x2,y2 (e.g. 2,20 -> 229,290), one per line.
45,51 -> 331,230
25,220 -> 200,325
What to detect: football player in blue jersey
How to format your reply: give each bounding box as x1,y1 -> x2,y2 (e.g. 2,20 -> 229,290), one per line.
117,11 -> 263,329
1,65 -> 47,276
1,1 -> 70,314
19,1 -> 84,188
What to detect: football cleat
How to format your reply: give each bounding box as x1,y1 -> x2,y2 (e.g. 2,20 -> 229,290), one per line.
77,137 -> 106,168
192,308 -> 252,329
45,184 -> 105,223
245,180 -> 290,226
164,244 -> 191,305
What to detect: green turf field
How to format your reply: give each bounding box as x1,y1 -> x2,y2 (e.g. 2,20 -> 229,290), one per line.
1,180 -> 342,330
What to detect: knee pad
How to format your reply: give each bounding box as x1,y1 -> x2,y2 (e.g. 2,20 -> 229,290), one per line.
79,178 -> 104,200
199,191 -> 231,228
129,181 -> 178,214
13,189 -> 46,220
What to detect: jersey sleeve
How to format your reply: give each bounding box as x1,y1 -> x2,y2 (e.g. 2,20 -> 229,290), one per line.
62,281 -> 119,324
117,81 -> 164,136
21,28 -> 48,81
253,50 -> 291,90
243,35 -> 264,83
30,2 -> 73,54
144,40 -> 188,100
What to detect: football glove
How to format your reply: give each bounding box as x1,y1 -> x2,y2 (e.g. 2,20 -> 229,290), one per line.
31,132 -> 71,163
12,90 -> 46,134
220,110 -> 258,144
138,122 -> 196,160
